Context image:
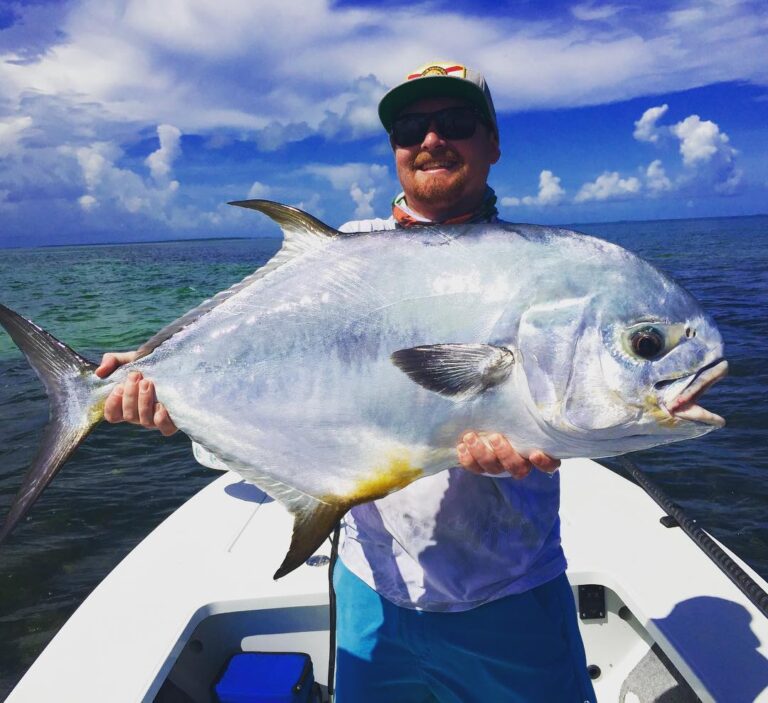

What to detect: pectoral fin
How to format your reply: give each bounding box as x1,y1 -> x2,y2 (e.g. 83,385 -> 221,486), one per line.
391,343 -> 515,398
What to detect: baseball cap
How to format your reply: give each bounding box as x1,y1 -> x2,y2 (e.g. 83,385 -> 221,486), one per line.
378,61 -> 498,137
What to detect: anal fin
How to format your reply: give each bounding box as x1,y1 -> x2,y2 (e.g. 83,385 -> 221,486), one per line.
222,467 -> 348,580
274,498 -> 347,580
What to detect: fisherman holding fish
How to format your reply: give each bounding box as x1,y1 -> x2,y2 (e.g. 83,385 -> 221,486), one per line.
96,62 -> 597,702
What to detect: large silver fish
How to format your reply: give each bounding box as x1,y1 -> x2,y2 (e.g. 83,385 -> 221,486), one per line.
0,201 -> 727,577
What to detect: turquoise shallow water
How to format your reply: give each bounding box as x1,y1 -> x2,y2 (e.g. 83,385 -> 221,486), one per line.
0,217 -> 767,696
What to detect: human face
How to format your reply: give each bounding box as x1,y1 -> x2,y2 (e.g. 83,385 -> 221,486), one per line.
393,97 -> 500,221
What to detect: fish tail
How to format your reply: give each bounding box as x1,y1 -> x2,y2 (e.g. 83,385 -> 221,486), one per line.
0,304 -> 104,542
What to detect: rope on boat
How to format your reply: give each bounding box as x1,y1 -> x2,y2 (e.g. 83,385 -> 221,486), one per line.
327,522 -> 341,702
619,457 -> 768,620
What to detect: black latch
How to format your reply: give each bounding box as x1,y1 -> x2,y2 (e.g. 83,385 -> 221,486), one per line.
660,515 -> 680,528
578,584 -> 606,620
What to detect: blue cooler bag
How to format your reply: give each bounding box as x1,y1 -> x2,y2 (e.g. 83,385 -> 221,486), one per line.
213,651 -> 320,703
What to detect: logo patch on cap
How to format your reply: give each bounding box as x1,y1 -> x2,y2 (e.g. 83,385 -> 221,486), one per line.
407,63 -> 467,80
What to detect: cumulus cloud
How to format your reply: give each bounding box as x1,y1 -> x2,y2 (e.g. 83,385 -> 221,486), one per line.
1,0 -> 766,138
645,160 -> 672,194
304,163 -> 389,191
0,0 -> 765,239
670,114 -> 735,166
574,171 -> 642,202
502,170 -> 565,206
633,104 -> 668,143
145,124 -> 182,182
246,181 -> 272,199
304,162 -> 390,218
350,184 -> 376,218
630,104 -> 742,195
67,137 -> 179,215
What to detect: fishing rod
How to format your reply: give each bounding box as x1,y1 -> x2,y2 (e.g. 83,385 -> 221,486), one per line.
617,456 -> 768,620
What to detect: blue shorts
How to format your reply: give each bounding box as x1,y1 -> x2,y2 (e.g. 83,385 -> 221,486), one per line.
334,559 -> 596,703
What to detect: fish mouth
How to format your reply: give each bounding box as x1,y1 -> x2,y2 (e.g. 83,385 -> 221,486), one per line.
659,358 -> 728,427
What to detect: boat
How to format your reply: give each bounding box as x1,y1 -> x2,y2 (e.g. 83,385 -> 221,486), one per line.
5,457 -> 768,702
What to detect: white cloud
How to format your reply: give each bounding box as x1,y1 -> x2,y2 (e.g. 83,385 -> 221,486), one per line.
246,181 -> 272,199
633,104 -> 668,143
145,124 -> 182,182
571,3 -> 624,22
304,163 -> 389,191
645,160 -> 672,194
350,184 -> 375,218
0,0 -> 764,238
0,116 -> 33,156
304,162 -> 390,218
502,170 -> 565,206
575,171 -> 642,202
78,194 -> 98,211
630,106 -> 742,195
1,0 -> 766,140
68,137 -> 180,215
670,114 -> 735,166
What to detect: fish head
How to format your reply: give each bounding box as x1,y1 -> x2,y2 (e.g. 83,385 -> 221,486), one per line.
514,255 -> 727,448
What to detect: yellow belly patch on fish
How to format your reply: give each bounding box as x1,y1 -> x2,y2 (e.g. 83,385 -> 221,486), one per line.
349,451 -> 424,502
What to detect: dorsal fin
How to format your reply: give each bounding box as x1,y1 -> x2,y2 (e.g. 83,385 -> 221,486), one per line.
229,199 -> 340,242
135,200 -> 339,358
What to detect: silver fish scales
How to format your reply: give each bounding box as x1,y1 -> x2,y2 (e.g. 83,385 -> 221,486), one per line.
0,200 -> 728,577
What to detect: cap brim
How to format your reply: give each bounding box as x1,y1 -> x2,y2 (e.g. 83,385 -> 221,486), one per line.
379,77 -> 495,133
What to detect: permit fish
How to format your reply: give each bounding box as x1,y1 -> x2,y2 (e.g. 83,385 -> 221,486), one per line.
0,200 -> 728,578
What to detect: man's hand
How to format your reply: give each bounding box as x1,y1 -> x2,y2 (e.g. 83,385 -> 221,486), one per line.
95,352 -> 178,436
456,431 -> 560,479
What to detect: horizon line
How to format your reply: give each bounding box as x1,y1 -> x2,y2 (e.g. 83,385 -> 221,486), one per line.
1,212 -> 766,251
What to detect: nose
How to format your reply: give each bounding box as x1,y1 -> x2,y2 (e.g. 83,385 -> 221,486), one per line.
421,120 -> 446,149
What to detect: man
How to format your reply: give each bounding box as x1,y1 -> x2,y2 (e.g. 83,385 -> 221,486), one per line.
97,62 -> 596,702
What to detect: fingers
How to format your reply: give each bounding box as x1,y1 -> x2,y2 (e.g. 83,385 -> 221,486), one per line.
486,433 -> 534,479
457,432 -> 509,476
456,432 -> 560,479
137,379 -> 156,428
121,372 -> 142,423
95,351 -> 140,378
102,371 -> 177,435
529,450 -> 561,474
153,403 -> 178,436
104,384 -> 125,423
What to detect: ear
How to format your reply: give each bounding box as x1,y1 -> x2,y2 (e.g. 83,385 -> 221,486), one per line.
488,132 -> 501,164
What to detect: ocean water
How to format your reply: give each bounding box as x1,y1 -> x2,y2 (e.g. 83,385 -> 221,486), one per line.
0,216 -> 767,696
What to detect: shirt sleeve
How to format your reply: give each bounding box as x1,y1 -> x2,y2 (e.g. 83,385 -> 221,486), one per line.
338,217 -> 397,233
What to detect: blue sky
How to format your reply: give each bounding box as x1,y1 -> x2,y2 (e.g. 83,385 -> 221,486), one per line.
0,0 -> 766,247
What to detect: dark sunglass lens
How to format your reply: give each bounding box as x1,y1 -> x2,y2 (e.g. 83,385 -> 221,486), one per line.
391,108 -> 482,146
392,115 -> 429,147
435,108 -> 477,140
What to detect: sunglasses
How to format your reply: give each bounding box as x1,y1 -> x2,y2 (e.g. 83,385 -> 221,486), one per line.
390,106 -> 490,147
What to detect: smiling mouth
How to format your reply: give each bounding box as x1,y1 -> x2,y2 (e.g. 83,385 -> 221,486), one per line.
661,358 -> 728,427
418,160 -> 458,171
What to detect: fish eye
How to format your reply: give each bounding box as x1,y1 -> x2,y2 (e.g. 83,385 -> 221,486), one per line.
630,327 -> 664,360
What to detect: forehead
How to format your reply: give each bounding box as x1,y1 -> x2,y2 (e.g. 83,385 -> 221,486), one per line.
397,96 -> 471,116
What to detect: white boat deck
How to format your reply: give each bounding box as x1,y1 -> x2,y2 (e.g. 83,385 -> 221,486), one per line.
7,458 -> 768,702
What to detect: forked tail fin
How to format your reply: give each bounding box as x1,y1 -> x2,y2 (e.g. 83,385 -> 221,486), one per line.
0,304 -> 105,541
